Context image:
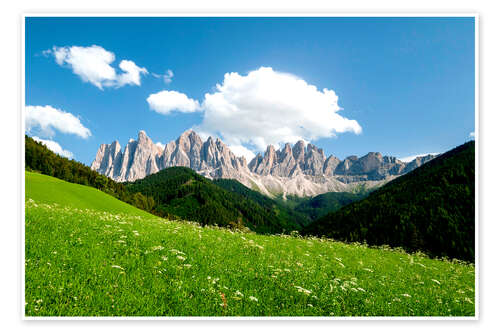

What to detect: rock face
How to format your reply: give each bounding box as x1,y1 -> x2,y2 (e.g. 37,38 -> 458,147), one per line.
91,130 -> 436,197
92,130 -> 248,183
247,141 -> 434,184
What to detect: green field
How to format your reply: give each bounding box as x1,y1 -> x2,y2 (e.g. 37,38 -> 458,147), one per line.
25,171 -> 475,316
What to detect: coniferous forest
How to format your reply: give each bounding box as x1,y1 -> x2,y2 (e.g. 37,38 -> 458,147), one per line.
303,141 -> 475,261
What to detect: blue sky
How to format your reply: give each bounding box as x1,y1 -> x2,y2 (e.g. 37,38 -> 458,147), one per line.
25,17 -> 475,165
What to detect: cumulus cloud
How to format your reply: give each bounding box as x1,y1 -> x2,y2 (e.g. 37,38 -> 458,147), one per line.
195,67 -> 362,152
398,153 -> 440,163
152,69 -> 174,84
47,45 -> 147,89
156,142 -> 165,150
26,105 -> 91,139
32,136 -> 73,159
469,132 -> 475,140
147,90 -> 201,115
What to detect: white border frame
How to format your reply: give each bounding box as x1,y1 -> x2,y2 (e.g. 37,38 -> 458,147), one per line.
21,12 -> 479,321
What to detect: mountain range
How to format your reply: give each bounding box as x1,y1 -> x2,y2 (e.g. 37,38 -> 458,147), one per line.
91,130 -> 435,197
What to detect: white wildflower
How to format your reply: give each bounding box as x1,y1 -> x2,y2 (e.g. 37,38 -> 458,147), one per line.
294,286 -> 312,295
249,296 -> 258,302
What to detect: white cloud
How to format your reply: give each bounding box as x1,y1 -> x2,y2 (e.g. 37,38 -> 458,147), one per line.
469,132 -> 475,139
398,153 -> 440,163
147,90 -> 201,115
116,60 -> 148,87
228,145 -> 256,162
156,142 -> 165,150
48,45 -> 147,89
26,105 -> 91,139
153,69 -> 174,84
32,136 -> 73,159
195,67 -> 362,152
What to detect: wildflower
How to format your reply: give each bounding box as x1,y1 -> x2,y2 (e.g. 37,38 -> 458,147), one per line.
235,290 -> 244,297
183,264 -> 192,268
431,279 -> 441,285
249,296 -> 258,302
402,293 -> 411,298
465,297 -> 474,304
294,286 -> 312,295
220,293 -> 227,309
363,268 -> 373,273
176,256 -> 186,261
111,265 -> 124,270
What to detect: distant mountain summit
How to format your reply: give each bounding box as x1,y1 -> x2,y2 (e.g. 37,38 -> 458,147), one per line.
92,130 -> 247,182
91,130 -> 435,197
248,141 -> 434,182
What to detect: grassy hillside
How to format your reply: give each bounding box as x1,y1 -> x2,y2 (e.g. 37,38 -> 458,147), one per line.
303,141 -> 475,261
25,135 -> 156,213
126,167 -> 302,234
26,171 -> 152,216
25,172 -> 475,316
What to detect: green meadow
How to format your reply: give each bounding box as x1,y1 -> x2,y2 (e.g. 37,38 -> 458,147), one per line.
25,171 -> 475,317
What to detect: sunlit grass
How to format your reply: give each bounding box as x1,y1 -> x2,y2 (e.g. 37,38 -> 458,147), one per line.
25,172 -> 475,317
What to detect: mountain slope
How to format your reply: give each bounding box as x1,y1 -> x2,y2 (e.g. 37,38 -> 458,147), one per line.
294,192 -> 368,221
25,135 -> 156,213
125,167 -> 303,233
212,178 -> 310,227
303,141 -> 475,261
91,130 -> 435,197
25,173 -> 475,316
26,171 -> 153,217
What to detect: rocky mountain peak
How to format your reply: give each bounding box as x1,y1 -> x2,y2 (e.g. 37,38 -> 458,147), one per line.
92,130 -> 436,197
292,140 -> 306,160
